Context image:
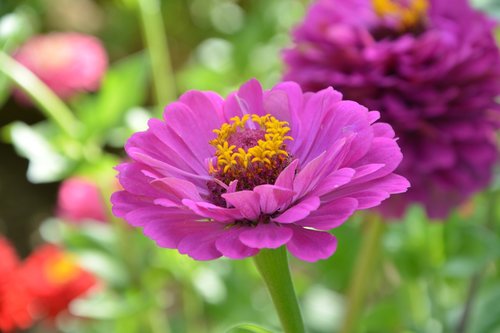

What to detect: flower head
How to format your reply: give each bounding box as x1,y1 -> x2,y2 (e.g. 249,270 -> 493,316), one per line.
112,79 -> 409,261
13,32 -> 108,102
0,236 -> 33,332
283,0 -> 500,218
57,177 -> 108,223
20,245 -> 97,319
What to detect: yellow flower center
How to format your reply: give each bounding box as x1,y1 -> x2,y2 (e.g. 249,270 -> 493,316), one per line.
208,114 -> 293,195
45,253 -> 79,285
210,114 -> 292,174
373,0 -> 428,29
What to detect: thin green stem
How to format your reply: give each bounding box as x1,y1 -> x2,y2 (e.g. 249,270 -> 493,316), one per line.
0,51 -> 82,138
182,283 -> 207,333
456,190 -> 499,333
253,247 -> 305,333
149,306 -> 171,333
137,0 -> 177,115
340,214 -> 385,333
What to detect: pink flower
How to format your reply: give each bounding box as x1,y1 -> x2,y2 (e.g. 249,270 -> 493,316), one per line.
111,79 -> 409,262
13,32 -> 107,102
57,177 -> 107,223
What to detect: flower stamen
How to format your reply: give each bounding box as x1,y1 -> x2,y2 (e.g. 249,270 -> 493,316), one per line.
373,0 -> 428,29
208,114 -> 293,197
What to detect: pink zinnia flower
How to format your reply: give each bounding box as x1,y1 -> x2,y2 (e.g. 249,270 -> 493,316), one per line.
111,79 -> 409,262
57,177 -> 108,223
13,32 -> 107,102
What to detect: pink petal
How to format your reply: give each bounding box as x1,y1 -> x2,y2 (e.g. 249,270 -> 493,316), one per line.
116,162 -> 161,197
314,167 -> 355,197
178,90 -> 225,124
298,198 -> 358,230
324,174 -> 410,209
182,199 -> 242,222
222,191 -> 261,220
223,79 -> 265,121
143,220 -> 219,249
236,79 -> 265,116
215,227 -> 259,259
239,223 -> 293,249
372,122 -> 395,138
125,206 -> 196,227
151,177 -> 203,202
286,227 -> 338,262
178,226 -> 225,260
111,190 -> 153,218
273,196 -> 320,224
291,87 -> 343,162
253,184 -> 295,214
348,137 -> 403,181
292,152 -> 326,199
275,159 -> 299,190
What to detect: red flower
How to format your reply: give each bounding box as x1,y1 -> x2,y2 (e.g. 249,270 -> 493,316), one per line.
20,245 -> 97,320
0,236 -> 34,332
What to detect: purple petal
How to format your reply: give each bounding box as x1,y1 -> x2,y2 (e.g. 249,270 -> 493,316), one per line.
236,79 -> 265,116
177,225 -> 226,260
143,220 -> 220,249
215,227 -> 259,259
182,199 -> 242,222
286,227 -> 338,262
298,197 -> 358,230
111,190 -> 153,218
292,152 -> 326,199
253,184 -> 295,214
178,90 -> 225,123
275,159 -> 299,190
325,173 -> 410,209
151,177 -> 203,202
125,206 -> 197,227
348,137 -> 403,182
222,191 -> 261,220
314,167 -> 355,197
273,196 -> 320,223
239,223 -> 293,249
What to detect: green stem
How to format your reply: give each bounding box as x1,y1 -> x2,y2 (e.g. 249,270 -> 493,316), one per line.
253,247 -> 305,333
456,190 -> 499,333
137,0 -> 177,115
0,51 -> 82,138
340,214 -> 385,333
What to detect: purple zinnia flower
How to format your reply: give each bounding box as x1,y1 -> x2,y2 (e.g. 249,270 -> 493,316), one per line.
111,79 -> 409,261
283,0 -> 500,218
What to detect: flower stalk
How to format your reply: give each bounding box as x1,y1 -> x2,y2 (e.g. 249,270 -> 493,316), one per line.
253,247 -> 305,333
340,214 -> 385,333
0,51 -> 82,138
137,0 -> 177,115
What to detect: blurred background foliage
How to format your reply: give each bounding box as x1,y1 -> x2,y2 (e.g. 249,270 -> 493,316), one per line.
0,0 -> 499,332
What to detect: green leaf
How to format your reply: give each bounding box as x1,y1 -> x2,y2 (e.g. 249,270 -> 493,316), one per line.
6,121 -> 73,182
70,291 -> 147,320
76,52 -> 150,141
226,323 -> 276,333
469,285 -> 500,333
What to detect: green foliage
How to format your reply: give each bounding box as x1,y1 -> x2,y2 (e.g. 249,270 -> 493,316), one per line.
226,323 -> 276,333
75,52 -> 150,144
